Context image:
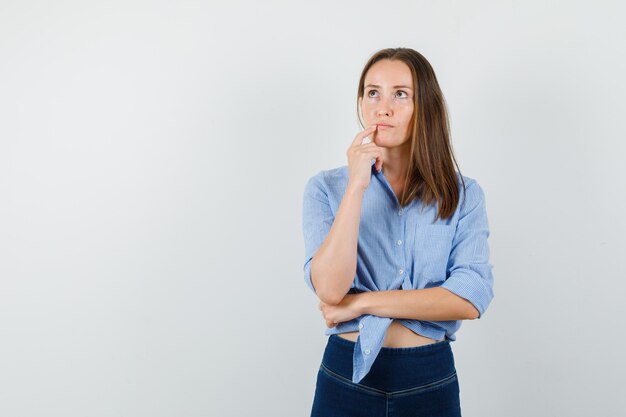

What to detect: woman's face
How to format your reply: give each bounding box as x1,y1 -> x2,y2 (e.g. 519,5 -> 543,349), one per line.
360,59 -> 415,148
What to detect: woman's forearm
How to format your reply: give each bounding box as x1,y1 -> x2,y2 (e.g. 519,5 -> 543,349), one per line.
311,183 -> 365,305
356,287 -> 479,321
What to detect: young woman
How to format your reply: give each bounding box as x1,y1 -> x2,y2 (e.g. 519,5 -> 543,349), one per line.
302,47 -> 495,416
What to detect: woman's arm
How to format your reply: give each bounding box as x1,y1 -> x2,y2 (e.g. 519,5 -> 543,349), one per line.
356,287 -> 480,321
311,183 -> 366,305
304,125 -> 381,305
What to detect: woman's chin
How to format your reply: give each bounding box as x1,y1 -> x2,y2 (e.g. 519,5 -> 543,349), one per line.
374,136 -> 395,147
378,139 -> 408,149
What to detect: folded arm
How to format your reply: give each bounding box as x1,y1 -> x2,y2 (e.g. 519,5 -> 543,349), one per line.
355,287 -> 479,321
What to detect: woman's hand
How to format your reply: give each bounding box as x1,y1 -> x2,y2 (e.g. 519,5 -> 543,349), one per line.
346,125 -> 383,191
319,293 -> 364,328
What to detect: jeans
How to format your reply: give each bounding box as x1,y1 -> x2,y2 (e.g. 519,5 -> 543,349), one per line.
310,334 -> 462,417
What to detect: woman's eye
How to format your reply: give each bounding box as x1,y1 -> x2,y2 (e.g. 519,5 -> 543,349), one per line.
366,90 -> 409,99
396,90 -> 408,98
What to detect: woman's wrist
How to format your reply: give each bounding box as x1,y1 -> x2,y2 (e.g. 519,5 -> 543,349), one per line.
345,181 -> 367,196
355,292 -> 371,315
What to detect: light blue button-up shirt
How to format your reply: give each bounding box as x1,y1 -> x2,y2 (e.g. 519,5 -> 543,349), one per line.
302,163 -> 495,383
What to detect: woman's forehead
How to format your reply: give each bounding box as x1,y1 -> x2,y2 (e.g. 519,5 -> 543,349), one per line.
364,61 -> 413,88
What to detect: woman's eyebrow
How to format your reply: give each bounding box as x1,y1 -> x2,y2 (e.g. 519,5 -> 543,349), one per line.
365,84 -> 413,89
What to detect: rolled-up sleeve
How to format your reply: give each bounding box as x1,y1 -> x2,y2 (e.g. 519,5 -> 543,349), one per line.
440,180 -> 495,319
302,173 -> 335,295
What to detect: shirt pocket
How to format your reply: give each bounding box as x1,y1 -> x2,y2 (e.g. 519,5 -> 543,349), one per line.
413,224 -> 456,287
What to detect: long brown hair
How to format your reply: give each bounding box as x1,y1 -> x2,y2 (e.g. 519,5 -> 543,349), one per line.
356,47 -> 467,221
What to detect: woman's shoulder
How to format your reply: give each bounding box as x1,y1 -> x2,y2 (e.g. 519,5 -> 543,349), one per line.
305,165 -> 349,189
455,171 -> 482,194
319,164 -> 349,179
453,172 -> 490,216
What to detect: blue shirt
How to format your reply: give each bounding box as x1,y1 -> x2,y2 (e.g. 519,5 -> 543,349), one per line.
301,163 -> 495,383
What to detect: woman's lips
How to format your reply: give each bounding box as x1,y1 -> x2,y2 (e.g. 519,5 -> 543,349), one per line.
376,124 -> 393,129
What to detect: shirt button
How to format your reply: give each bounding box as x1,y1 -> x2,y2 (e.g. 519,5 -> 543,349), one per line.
358,323 -> 364,329
397,239 -> 402,245
398,208 -> 403,216
365,349 -> 371,355
399,269 -> 404,275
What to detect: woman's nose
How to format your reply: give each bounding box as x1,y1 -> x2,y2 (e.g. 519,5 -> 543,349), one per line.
377,108 -> 391,117
376,98 -> 393,117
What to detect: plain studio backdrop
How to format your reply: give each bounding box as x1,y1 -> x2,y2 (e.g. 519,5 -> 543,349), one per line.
1,1 -> 625,416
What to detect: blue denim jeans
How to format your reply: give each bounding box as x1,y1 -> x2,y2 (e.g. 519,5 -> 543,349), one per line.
310,334 -> 462,417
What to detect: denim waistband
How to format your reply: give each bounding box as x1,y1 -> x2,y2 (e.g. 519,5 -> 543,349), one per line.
329,332 -> 451,355
321,334 -> 457,392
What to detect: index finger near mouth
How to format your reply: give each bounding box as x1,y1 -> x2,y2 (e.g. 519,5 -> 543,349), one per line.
351,125 -> 377,148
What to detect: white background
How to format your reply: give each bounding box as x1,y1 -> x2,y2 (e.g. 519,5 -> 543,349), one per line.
1,1 -> 625,416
